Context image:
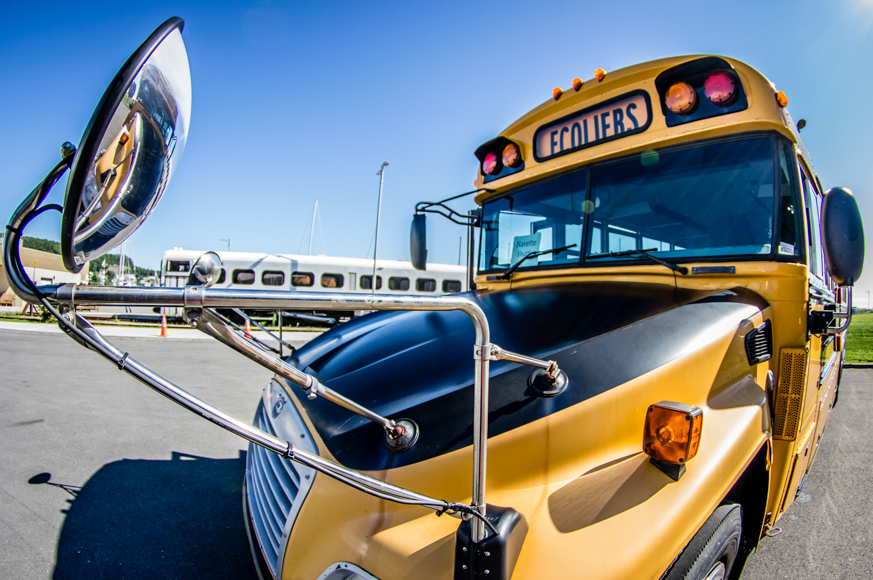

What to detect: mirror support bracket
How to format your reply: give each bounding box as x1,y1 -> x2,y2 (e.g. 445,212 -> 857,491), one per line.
827,286 -> 853,334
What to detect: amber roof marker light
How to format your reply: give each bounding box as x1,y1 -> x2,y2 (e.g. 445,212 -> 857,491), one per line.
643,401 -> 703,481
776,91 -> 789,107
572,77 -> 583,91
595,68 -> 606,81
665,81 -> 697,115
553,87 -> 563,100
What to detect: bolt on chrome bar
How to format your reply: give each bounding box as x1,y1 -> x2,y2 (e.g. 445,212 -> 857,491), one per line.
50,282 -> 495,542
489,344 -> 560,381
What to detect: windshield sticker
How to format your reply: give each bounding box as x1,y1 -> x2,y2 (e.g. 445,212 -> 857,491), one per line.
779,242 -> 795,255
511,233 -> 541,266
534,91 -> 652,162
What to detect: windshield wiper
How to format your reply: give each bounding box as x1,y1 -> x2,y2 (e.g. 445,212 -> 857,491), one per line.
588,248 -> 688,275
500,244 -> 577,279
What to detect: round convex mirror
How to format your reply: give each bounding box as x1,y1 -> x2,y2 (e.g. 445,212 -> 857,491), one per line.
60,17 -> 191,272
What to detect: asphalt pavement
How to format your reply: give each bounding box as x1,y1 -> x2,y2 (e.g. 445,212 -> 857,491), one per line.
0,327 -> 870,579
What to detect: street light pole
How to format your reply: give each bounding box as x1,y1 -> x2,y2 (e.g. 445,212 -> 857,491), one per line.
220,238 -> 232,252
372,162 -> 388,289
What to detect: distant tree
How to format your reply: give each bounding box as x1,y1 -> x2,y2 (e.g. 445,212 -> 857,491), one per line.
20,237 -> 157,278
21,236 -> 61,255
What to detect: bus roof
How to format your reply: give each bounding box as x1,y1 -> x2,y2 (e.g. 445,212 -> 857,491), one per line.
475,55 -> 814,205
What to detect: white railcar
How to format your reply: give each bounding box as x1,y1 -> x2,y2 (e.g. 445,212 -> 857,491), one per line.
160,249 -> 468,321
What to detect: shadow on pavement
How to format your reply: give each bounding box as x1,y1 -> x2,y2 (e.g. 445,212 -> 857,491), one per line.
47,451 -> 258,580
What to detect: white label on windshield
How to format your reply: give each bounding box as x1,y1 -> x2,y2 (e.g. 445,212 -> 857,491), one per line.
779,242 -> 795,255
511,233 -> 541,266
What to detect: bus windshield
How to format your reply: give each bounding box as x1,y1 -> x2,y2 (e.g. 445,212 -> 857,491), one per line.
479,136 -> 786,274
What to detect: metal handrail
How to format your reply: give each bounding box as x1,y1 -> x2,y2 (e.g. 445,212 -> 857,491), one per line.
51,282 -> 494,542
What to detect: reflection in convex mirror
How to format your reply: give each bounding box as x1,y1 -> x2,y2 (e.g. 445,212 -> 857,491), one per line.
60,17 -> 191,272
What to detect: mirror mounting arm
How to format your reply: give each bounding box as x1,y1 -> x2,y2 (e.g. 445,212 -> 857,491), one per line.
414,188 -> 488,227
3,148 -> 76,306
828,286 -> 853,334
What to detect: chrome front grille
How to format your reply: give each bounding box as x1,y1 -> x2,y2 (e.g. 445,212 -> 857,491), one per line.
246,381 -> 317,579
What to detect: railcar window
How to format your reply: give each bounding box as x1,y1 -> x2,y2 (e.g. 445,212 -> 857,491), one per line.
443,280 -> 462,293
232,269 -> 255,285
217,269 -> 226,284
416,278 -> 437,292
321,273 -> 344,288
292,272 -> 314,287
360,275 -> 382,290
262,271 -> 285,286
168,260 -> 190,272
388,277 -> 410,291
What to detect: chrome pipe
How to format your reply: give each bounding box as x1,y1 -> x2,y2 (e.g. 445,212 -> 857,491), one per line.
70,312 -> 290,454
51,283 -> 494,540
63,311 -> 464,515
829,287 -> 852,334
192,308 -> 396,431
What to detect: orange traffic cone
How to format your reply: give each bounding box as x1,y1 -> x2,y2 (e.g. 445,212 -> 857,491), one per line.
160,314 -> 169,338
244,318 -> 252,339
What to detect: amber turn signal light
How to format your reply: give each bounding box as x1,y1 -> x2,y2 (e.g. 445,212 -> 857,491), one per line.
643,401 -> 703,465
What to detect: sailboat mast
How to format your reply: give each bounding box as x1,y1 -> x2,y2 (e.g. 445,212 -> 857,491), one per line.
308,199 -> 318,256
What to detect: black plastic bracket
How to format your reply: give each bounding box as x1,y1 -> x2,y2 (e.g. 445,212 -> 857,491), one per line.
650,457 -> 686,481
808,310 -> 834,335
454,505 -> 528,580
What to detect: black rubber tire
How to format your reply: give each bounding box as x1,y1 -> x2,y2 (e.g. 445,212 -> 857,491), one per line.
662,503 -> 742,580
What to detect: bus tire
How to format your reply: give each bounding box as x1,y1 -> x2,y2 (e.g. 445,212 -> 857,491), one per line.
662,503 -> 742,580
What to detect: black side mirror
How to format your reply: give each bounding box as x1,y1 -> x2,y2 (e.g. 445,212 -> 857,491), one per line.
410,213 -> 427,271
821,187 -> 864,286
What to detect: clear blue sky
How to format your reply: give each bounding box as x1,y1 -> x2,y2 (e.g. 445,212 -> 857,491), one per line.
3,1 -> 873,303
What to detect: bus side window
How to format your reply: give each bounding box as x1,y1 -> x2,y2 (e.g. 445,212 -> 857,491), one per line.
443,280 -> 462,293
778,143 -> 801,257
292,272 -> 314,287
388,277 -> 410,291
262,271 -> 285,286
416,278 -> 436,292
800,167 -> 825,279
232,269 -> 255,285
321,273 -> 344,288
168,260 -> 189,272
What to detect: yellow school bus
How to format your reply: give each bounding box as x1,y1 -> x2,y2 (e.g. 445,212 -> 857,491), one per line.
5,18 -> 866,580
240,55 -> 863,580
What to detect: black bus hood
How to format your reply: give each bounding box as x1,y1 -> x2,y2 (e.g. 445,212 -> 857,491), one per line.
286,283 -> 765,470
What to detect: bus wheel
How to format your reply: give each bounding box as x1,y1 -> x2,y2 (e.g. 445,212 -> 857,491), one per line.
662,503 -> 742,580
